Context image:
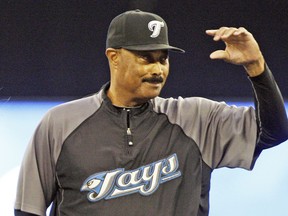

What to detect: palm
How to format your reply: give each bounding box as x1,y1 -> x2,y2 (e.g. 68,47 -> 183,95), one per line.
207,27 -> 262,66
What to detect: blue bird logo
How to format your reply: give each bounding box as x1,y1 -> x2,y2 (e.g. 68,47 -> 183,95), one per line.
80,172 -> 106,201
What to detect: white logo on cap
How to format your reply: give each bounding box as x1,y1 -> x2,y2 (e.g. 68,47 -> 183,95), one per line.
148,21 -> 164,38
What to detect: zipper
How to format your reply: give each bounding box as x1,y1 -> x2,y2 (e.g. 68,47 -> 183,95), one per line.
126,109 -> 133,146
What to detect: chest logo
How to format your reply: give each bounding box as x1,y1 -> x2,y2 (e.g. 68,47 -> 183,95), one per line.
80,154 -> 181,202
148,20 -> 164,38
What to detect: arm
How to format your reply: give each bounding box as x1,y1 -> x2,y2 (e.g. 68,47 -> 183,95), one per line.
14,112 -> 57,216
206,27 -> 288,149
250,65 -> 288,149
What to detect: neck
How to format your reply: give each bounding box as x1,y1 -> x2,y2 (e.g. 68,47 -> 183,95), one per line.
107,88 -> 147,108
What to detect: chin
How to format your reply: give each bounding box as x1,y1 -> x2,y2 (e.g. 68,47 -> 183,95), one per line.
145,90 -> 162,100
137,84 -> 164,101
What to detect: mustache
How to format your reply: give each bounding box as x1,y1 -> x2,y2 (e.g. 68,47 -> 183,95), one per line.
142,76 -> 164,83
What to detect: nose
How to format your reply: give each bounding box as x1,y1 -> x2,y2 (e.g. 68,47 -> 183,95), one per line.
151,62 -> 164,76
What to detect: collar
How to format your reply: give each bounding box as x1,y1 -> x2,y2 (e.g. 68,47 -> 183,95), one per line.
100,82 -> 152,116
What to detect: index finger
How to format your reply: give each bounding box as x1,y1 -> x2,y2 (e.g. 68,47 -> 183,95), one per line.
205,29 -> 218,36
205,27 -> 233,41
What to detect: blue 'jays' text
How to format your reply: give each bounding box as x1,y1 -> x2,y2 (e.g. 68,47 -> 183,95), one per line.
80,154 -> 181,202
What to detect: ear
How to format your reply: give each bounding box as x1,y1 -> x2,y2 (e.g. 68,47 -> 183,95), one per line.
106,48 -> 119,66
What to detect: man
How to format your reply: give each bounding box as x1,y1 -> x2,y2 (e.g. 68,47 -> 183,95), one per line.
15,9 -> 288,216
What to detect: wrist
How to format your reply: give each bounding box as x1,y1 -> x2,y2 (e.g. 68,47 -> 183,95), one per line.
244,55 -> 265,77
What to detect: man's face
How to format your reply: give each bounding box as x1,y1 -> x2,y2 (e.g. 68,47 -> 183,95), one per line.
113,48 -> 170,105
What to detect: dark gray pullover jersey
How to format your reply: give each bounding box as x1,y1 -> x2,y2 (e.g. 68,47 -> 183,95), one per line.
15,67 -> 288,216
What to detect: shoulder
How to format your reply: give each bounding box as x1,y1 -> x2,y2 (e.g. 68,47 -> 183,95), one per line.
151,96 -> 224,114
37,91 -> 104,134
150,96 -> 255,126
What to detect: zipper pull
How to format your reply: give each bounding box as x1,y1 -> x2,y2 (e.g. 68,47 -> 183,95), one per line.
127,127 -> 133,146
126,109 -> 133,146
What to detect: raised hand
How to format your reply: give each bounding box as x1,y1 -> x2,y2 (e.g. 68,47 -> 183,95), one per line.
206,27 -> 265,76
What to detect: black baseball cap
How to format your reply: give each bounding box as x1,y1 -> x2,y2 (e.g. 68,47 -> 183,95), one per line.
106,9 -> 185,53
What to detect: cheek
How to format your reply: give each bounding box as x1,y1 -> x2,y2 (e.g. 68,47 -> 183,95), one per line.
120,65 -> 143,86
163,66 -> 170,79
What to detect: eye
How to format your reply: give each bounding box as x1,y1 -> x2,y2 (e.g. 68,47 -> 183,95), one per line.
132,51 -> 152,63
87,179 -> 101,188
87,180 -> 94,187
139,54 -> 151,62
159,56 -> 168,64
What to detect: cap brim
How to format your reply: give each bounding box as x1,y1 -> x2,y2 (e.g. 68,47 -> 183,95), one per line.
122,44 -> 185,53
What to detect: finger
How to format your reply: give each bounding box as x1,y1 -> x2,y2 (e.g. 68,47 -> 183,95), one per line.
218,27 -> 239,40
206,28 -> 227,40
206,27 -> 236,41
205,29 -> 218,36
206,27 -> 250,42
209,50 -> 229,60
206,28 -> 225,41
210,27 -> 231,41
232,27 -> 248,36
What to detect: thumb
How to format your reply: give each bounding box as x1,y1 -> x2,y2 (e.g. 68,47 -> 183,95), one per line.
210,50 -> 229,60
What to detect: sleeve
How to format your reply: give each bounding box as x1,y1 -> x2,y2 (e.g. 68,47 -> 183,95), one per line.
14,112 -> 57,216
249,64 -> 288,151
14,209 -> 38,216
14,95 -> 100,215
191,98 -> 259,170
190,65 -> 288,169
153,96 -> 259,170
192,64 -> 288,169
